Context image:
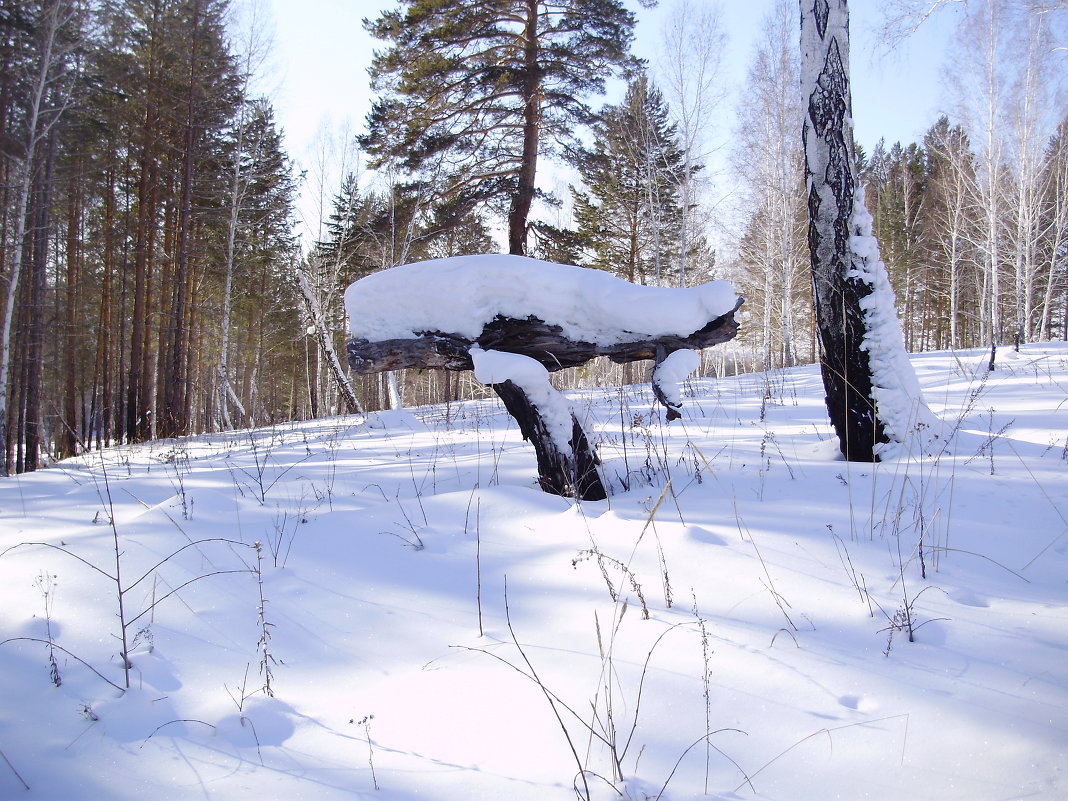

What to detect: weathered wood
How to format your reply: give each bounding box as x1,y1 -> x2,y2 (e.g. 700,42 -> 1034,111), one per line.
346,298 -> 744,376
492,380 -> 607,501
650,344 -> 682,421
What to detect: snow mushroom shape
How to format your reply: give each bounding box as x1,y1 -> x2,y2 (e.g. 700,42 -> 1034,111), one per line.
345,255 -> 742,501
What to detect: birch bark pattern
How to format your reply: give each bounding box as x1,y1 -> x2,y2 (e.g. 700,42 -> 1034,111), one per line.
295,268 -> 364,417
800,0 -> 886,461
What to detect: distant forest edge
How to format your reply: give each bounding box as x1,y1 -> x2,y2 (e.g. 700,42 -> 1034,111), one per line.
0,0 -> 1065,474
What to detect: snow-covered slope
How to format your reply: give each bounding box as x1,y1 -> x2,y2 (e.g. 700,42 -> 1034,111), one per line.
1,344 -> 1066,801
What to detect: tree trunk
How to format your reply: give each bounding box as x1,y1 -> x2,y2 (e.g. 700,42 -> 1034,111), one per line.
492,380 -> 606,502
296,266 -> 363,416
22,124 -> 57,471
508,0 -> 541,256
0,0 -> 68,473
800,0 -> 887,461
59,163 -> 82,459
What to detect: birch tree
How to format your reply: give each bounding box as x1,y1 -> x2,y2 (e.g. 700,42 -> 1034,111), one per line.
1038,118 -> 1068,340
800,0 -> 938,460
1006,9 -> 1061,345
295,257 -> 363,416
656,0 -> 727,286
215,2 -> 273,431
923,117 -> 983,348
884,0 -> 1067,348
733,0 -> 805,370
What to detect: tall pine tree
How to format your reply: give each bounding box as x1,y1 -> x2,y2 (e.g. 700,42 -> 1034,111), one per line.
361,0 -> 640,256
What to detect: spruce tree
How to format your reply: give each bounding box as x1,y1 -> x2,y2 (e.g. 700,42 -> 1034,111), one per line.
361,0 -> 640,256
572,73 -> 692,285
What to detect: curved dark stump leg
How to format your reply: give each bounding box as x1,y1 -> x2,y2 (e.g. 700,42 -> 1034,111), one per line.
492,380 -> 607,502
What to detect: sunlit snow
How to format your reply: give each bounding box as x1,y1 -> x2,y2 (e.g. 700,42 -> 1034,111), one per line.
1,344 -> 1066,801
344,254 -> 738,343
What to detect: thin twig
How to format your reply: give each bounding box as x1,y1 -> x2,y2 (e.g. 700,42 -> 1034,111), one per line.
735,714 -> 911,793
0,638 -> 123,692
502,578 -> 592,800
0,746 -> 29,791
139,719 -> 216,749
656,729 -> 751,800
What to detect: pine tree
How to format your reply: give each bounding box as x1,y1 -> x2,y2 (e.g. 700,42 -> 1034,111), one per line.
572,73 -> 692,285
361,0 -> 639,255
157,0 -> 242,439
0,0 -> 82,473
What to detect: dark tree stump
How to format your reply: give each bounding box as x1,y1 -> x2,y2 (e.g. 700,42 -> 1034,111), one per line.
492,380 -> 607,501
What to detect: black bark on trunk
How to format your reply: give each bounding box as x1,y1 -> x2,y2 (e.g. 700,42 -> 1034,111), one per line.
801,0 -> 887,461
347,301 -> 742,501
492,380 -> 607,501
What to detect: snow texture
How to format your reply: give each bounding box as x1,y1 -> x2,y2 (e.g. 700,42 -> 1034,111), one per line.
2,343 -> 1067,801
469,346 -> 575,454
345,254 -> 737,344
651,348 -> 700,409
849,187 -> 944,458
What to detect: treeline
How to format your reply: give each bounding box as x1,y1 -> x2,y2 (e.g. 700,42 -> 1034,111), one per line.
861,117 -> 1067,353
731,0 -> 1067,371
2,0 -> 1066,474
731,113 -> 1068,371
0,0 -> 305,474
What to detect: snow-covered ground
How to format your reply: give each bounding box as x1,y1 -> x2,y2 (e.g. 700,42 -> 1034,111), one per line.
1,343 -> 1066,800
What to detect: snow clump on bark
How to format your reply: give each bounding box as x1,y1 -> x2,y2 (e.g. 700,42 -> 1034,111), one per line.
849,186 -> 945,458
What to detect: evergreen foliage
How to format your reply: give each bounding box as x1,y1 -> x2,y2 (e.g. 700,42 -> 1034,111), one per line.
360,0 -> 640,255
0,0 -> 1065,473
571,73 -> 694,285
0,0 -> 303,473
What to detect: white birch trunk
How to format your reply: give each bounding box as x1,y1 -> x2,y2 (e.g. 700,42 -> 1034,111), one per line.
386,371 -> 403,410
217,101 -> 258,430
295,266 -> 364,417
1039,137 -> 1067,340
657,0 -> 727,288
801,0 -> 939,459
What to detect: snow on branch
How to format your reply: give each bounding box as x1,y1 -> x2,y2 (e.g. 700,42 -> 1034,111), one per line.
344,255 -> 742,501
345,255 -> 741,377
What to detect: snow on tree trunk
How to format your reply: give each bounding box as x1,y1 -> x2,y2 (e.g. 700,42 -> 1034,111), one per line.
471,347 -> 606,501
850,189 -> 943,458
800,0 -> 939,461
651,348 -> 700,420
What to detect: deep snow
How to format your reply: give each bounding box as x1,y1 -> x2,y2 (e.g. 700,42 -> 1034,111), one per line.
1,343 -> 1066,800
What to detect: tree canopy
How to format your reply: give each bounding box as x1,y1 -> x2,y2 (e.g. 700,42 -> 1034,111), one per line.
360,0 -> 640,255
571,73 -> 694,285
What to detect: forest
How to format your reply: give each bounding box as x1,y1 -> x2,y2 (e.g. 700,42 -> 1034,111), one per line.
0,0 -> 1065,475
